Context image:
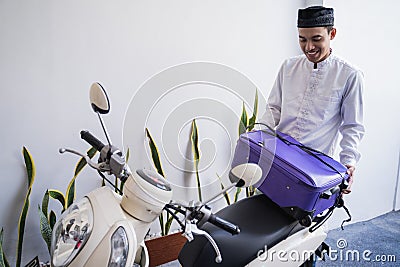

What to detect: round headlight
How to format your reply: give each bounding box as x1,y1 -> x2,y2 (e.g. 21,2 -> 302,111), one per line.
51,197 -> 93,267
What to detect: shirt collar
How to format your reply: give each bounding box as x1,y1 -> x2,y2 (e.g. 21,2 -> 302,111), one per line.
309,49 -> 333,70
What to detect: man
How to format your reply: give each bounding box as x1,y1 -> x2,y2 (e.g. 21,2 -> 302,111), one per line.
261,6 -> 364,193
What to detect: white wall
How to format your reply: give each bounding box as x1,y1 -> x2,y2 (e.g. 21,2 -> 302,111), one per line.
0,0 -> 298,264
0,0 -> 399,265
324,0 -> 400,226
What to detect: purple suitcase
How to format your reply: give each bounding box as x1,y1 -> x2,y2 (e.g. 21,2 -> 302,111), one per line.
232,127 -> 348,224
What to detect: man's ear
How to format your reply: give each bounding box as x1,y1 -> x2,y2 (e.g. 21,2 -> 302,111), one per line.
330,28 -> 337,40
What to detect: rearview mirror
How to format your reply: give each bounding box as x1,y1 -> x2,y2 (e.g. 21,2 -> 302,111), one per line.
229,163 -> 263,188
90,82 -> 110,114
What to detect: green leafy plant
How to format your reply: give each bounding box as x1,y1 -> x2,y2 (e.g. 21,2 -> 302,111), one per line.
0,228 -> 10,267
16,147 -> 36,267
190,119 -> 202,202
145,128 -> 175,236
38,147 -> 97,253
146,119 -> 204,236
144,89 -> 259,234
145,129 -> 165,177
239,90 -> 258,135
38,191 -> 53,254
0,147 -> 36,267
228,89 -> 260,203
217,174 -> 231,206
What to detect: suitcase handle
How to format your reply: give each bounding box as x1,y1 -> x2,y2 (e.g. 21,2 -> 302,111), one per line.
249,122 -> 329,156
297,146 -> 345,179
320,185 -> 341,199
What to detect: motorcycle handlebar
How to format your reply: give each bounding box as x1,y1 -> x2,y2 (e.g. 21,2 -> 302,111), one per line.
208,214 -> 240,235
80,130 -> 105,152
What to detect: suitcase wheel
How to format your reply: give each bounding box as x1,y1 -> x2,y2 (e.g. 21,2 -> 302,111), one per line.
300,215 -> 312,227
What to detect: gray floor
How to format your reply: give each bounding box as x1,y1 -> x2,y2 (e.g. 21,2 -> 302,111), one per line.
319,211 -> 399,266
161,211 -> 400,267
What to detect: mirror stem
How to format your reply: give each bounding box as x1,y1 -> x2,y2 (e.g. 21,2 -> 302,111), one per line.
203,183 -> 235,205
97,112 -> 112,146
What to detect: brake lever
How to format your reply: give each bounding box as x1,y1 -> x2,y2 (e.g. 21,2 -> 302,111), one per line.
59,148 -> 111,172
183,220 -> 222,263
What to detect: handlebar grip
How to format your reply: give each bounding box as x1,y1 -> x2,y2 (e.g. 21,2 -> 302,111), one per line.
80,130 -> 105,151
208,214 -> 240,235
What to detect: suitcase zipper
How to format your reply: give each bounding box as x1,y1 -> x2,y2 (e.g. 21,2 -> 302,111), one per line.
243,135 -> 341,190
244,136 -> 317,188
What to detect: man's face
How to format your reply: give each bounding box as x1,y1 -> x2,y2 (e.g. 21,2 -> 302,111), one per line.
298,27 -> 336,63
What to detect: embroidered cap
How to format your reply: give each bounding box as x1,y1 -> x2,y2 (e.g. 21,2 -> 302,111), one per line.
297,6 -> 334,28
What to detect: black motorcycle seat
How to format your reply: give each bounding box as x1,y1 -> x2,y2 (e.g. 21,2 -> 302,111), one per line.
178,194 -> 304,267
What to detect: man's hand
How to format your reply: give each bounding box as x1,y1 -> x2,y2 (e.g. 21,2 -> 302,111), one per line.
342,165 -> 355,194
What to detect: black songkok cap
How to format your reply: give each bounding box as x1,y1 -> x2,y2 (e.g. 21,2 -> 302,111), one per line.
297,6 -> 334,28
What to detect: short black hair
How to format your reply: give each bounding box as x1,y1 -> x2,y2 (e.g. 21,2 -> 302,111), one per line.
326,26 -> 334,33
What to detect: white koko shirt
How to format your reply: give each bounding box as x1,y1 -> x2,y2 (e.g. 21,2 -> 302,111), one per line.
261,53 -> 365,166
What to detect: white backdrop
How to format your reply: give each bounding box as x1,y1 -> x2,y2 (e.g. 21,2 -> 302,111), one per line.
0,0 -> 399,265
324,0 -> 400,223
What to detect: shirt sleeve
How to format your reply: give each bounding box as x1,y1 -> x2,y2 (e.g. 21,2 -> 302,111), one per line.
260,63 -> 284,128
339,70 -> 365,166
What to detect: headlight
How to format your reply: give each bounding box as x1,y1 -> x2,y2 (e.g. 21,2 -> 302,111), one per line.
51,197 -> 93,267
108,226 -> 129,267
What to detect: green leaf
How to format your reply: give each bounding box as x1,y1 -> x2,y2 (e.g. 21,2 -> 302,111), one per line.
48,189 -> 66,211
49,210 -> 57,230
217,174 -> 230,206
66,147 -> 97,208
248,89 -> 259,131
66,179 -> 76,209
165,210 -> 179,236
191,120 -> 200,162
239,102 -> 248,136
125,148 -> 130,162
38,205 -> 52,253
17,147 -> 36,267
16,187 -> 31,267
246,185 -> 256,197
234,187 -> 242,203
22,147 -> 35,188
74,146 -> 98,176
144,130 -> 178,235
0,228 -> 10,267
41,190 -> 50,220
190,119 -> 202,202
114,176 -> 119,194
119,180 -> 126,195
158,213 -> 165,236
145,128 -> 165,177
0,229 -> 4,266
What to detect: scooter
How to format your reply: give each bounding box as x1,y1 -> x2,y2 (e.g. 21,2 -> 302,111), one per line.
50,82 -> 338,267
50,82 -> 264,267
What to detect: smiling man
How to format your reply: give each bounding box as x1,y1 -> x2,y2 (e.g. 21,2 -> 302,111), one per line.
261,6 -> 365,193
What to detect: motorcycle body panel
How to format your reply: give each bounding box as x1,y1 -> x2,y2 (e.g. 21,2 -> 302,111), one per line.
62,186 -> 149,267
248,225 -> 326,266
